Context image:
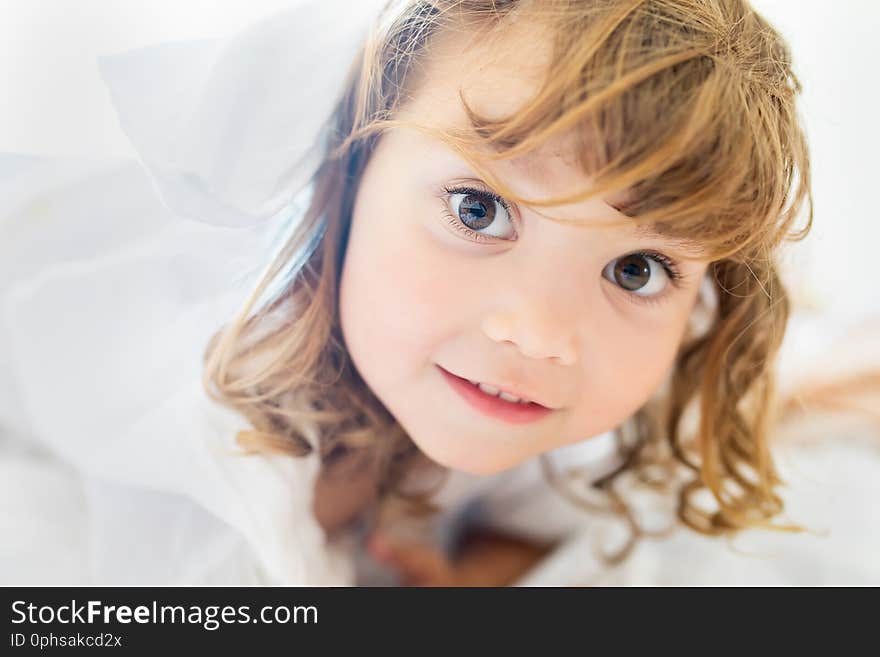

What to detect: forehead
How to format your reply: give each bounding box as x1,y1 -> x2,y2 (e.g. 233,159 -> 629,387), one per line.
408,15 -> 552,125
402,22 -> 583,199
397,18 -> 709,260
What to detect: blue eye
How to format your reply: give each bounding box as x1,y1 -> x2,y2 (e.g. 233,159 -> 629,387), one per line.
602,251 -> 683,305
442,185 -> 516,242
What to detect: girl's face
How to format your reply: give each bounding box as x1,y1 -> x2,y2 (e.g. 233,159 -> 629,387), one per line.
339,24 -> 710,475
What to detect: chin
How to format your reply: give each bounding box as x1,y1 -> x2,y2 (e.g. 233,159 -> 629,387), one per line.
454,462 -> 513,476
417,442 -> 519,476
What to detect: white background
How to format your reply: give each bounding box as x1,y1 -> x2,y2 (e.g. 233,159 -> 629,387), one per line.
0,0 -> 877,318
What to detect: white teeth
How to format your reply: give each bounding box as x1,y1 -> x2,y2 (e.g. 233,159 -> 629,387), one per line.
474,381 -> 530,405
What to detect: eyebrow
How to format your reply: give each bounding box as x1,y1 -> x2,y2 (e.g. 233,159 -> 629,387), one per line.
630,222 -> 707,257
445,123 -> 708,257
606,199 -> 706,257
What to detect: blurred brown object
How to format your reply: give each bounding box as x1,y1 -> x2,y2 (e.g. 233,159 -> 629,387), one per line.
777,315 -> 880,430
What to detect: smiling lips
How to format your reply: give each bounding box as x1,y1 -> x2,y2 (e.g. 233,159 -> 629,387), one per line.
436,365 -> 556,425
465,379 -> 537,405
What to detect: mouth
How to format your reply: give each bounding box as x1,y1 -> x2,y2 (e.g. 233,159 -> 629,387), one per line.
436,365 -> 556,426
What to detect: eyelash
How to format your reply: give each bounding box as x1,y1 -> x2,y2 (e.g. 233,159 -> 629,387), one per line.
617,250 -> 684,308
439,183 -> 685,307
441,184 -> 516,243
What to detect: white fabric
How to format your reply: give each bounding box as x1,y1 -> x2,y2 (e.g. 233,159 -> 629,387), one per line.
2,0 -> 879,587
96,0 -> 386,228
0,0 -> 389,584
0,156 -> 348,584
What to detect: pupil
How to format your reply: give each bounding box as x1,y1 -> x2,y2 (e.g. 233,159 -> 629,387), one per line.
615,255 -> 650,291
460,194 -> 494,230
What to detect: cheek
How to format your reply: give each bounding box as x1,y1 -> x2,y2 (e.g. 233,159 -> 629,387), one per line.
608,325 -> 678,397
339,188 -> 459,380
567,304 -> 690,434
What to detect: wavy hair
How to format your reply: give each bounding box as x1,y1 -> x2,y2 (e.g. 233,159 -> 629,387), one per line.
203,0 -> 814,563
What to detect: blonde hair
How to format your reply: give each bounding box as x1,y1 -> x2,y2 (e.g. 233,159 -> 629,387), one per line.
203,0 -> 814,561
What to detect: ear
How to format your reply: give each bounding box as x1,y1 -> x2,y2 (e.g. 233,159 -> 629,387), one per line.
685,271 -> 719,342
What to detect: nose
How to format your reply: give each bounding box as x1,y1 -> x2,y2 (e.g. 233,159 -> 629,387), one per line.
477,214 -> 589,367
481,311 -> 579,366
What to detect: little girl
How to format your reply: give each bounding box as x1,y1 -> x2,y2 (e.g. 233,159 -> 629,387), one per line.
8,0 -> 874,586
199,0 -> 815,585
